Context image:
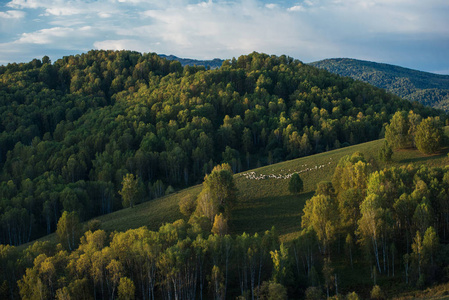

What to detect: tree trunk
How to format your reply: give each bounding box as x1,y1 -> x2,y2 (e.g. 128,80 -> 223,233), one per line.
372,236 -> 381,274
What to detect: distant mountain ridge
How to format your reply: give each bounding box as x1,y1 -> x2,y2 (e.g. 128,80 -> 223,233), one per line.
310,58 -> 449,110
159,54 -> 224,69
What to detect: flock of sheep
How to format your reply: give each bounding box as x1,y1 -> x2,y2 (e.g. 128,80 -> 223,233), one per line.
240,159 -> 333,181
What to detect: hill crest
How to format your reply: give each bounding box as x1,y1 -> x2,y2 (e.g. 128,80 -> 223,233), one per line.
310,57 -> 449,110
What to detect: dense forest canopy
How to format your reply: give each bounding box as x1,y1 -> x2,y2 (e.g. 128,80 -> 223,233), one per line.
0,50 -> 443,246
310,58 -> 449,110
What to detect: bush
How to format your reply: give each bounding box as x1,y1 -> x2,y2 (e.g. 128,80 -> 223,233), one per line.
370,285 -> 384,300
378,141 -> 393,162
85,219 -> 101,232
256,281 -> 288,300
288,173 -> 303,195
305,286 -> 323,300
165,185 -> 175,195
346,291 -> 360,300
179,194 -> 196,217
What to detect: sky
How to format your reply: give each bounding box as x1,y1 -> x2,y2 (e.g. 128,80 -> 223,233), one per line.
1,0 -> 449,74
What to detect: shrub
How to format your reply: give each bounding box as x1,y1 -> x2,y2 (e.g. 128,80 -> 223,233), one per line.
288,173 -> 303,195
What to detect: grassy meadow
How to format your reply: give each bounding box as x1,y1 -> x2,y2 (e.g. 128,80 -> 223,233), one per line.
232,137 -> 449,241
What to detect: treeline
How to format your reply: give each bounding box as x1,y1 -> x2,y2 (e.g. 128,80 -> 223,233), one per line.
1,222 -> 290,300
0,50 -> 443,245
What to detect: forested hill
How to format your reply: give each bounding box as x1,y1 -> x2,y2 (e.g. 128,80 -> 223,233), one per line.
0,50 -> 442,245
158,54 -> 224,68
310,58 -> 449,110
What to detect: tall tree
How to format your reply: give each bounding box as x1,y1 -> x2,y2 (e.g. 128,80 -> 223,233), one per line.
301,194 -> 338,256
212,213 -> 228,236
414,117 -> 444,154
385,111 -> 413,149
56,211 -> 81,251
119,173 -> 142,208
195,164 -> 237,221
357,194 -> 383,273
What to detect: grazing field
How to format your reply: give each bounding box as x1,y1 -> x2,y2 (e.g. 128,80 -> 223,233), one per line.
96,134 -> 449,242
98,185 -> 198,232
232,137 -> 449,241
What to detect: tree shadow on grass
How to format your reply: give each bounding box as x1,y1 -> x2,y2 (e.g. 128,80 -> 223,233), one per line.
230,191 -> 314,236
398,151 -> 448,165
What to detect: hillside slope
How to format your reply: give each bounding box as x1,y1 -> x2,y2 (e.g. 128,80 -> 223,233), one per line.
14,132 -> 449,299
26,133 -> 449,250
310,58 -> 449,110
3,50 -> 442,246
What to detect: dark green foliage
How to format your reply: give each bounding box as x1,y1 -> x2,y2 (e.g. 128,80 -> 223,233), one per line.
0,50 -> 443,245
288,173 -> 303,194
256,281 -> 288,300
310,58 -> 449,110
159,54 -> 224,69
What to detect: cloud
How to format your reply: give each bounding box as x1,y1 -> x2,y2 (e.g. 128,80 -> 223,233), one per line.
0,10 -> 26,18
14,26 -> 95,49
94,39 -> 144,51
16,27 -> 74,44
44,7 -> 85,16
0,0 -> 448,73
6,0 -> 43,9
287,5 -> 305,12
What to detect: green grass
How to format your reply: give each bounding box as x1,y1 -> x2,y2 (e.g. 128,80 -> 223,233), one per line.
98,185 -> 199,233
